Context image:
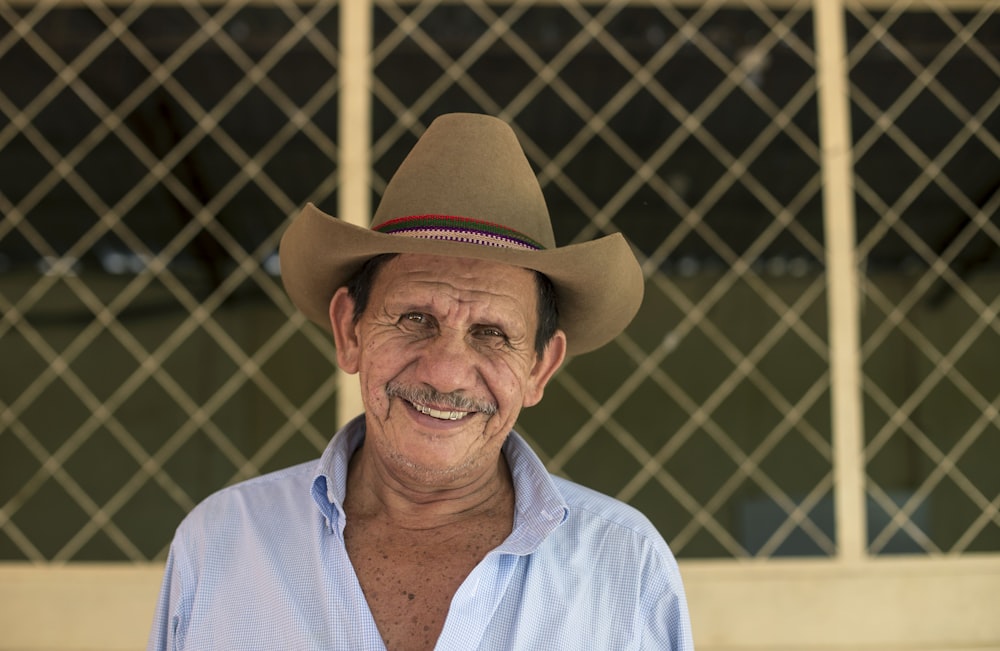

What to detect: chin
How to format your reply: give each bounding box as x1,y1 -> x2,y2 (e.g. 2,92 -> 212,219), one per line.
388,447 -> 483,483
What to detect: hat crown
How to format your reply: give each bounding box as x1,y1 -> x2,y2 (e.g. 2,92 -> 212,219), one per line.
279,112 -> 645,356
371,114 -> 556,249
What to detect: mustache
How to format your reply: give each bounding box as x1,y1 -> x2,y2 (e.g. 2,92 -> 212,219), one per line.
385,382 -> 498,416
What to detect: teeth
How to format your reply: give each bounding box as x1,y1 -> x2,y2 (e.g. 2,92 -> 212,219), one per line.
413,403 -> 468,421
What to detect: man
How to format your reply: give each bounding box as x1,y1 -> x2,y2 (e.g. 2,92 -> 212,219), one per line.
147,113 -> 694,650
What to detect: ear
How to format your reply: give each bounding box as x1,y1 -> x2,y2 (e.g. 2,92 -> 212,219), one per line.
329,287 -> 360,374
523,329 -> 567,408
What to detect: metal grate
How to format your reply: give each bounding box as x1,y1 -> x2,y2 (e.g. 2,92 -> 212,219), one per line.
846,2 -> 1000,554
1,0 -> 997,563
1,1 -> 343,561
369,0 -> 834,558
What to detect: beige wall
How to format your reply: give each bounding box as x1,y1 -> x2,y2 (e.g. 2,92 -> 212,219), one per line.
2,558 -> 999,651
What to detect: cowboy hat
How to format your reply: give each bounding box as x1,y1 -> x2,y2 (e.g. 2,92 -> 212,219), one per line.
279,112 -> 644,356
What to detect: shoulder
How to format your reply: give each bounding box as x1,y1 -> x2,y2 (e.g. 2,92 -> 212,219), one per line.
545,475 -> 685,591
552,474 -> 664,540
526,475 -> 692,646
504,432 -> 674,561
174,460 -> 318,547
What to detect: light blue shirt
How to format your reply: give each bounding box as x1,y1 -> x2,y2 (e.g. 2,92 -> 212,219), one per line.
148,416 -> 694,650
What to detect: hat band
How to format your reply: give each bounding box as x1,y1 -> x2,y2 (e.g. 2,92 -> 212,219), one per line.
374,215 -> 544,251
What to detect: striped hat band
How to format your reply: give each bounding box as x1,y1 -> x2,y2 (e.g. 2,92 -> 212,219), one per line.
374,215 -> 544,251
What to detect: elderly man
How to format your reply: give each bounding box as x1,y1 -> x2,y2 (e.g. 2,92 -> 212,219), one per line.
148,113 -> 693,650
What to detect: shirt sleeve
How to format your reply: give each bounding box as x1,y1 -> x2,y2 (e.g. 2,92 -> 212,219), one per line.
146,543 -> 184,651
641,586 -> 695,650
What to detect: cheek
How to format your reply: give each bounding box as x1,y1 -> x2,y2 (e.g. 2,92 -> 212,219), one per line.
357,340 -> 405,409
485,357 -> 536,411
360,328 -> 408,370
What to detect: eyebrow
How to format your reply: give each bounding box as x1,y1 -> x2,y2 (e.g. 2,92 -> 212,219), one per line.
385,289 -> 527,334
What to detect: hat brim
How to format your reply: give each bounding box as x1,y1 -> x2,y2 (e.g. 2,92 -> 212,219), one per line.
279,203 -> 644,356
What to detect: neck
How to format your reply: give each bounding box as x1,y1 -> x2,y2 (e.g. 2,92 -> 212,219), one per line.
344,444 -> 515,530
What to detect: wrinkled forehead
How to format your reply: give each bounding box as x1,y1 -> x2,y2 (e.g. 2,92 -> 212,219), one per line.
376,254 -> 539,319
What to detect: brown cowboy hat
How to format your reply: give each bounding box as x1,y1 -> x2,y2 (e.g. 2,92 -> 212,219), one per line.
279,112 -> 644,356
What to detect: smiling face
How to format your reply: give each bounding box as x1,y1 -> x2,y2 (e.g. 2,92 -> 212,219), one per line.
329,254 -> 566,490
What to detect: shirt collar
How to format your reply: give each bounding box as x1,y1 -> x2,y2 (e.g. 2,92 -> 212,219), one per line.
500,432 -> 569,554
311,415 -> 569,551
310,414 -> 365,536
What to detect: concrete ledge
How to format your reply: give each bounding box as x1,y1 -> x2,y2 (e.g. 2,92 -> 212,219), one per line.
682,556 -> 1000,651
1,557 -> 999,650
0,563 -> 162,651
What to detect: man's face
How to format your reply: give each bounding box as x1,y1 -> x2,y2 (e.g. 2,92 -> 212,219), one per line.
330,253 -> 566,488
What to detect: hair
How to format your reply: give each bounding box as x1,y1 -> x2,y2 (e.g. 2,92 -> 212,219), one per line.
345,253 -> 560,356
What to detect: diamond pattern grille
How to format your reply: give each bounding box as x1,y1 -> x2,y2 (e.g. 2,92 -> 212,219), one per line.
1,1 -> 342,561
0,0 -> 997,562
371,1 -> 833,558
846,2 -> 1000,554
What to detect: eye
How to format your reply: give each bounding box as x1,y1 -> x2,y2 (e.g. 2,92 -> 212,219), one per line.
473,325 -> 507,340
400,312 -> 432,327
403,312 -> 425,323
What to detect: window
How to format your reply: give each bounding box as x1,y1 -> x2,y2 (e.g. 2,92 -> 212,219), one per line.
1,0 -> 997,565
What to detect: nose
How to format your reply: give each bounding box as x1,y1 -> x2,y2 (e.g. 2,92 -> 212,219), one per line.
414,327 -> 480,395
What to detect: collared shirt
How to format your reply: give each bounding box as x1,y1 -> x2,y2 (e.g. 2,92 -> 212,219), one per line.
147,416 -> 694,650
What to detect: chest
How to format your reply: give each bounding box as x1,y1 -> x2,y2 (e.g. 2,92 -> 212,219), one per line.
344,521 -> 509,651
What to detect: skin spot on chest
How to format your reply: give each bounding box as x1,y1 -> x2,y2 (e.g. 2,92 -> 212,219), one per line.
344,516 -> 511,651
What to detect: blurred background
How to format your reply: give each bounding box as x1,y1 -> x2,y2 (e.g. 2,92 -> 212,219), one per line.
0,0 -> 998,649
